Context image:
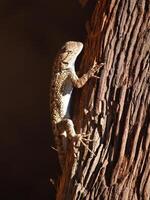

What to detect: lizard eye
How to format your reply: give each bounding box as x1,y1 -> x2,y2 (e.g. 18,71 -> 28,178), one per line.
67,50 -> 72,53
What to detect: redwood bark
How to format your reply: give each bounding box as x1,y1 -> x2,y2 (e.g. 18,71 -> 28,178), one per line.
56,0 -> 150,199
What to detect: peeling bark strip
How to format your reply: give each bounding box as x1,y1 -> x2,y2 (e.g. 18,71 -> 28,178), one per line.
56,0 -> 150,199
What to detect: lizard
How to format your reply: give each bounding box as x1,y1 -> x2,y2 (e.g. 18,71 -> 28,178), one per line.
50,41 -> 105,169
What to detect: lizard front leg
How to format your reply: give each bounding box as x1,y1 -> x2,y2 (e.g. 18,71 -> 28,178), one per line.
70,61 -> 105,88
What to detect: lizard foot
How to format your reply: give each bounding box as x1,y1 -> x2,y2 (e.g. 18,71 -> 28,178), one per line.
90,59 -> 105,76
73,133 -> 96,156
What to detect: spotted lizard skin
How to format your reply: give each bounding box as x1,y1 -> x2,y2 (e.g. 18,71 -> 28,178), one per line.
50,41 -> 104,169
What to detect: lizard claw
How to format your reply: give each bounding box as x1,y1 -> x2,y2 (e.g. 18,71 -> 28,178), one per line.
73,133 -> 96,156
90,61 -> 105,76
93,58 -> 97,66
79,139 -> 96,156
91,75 -> 100,79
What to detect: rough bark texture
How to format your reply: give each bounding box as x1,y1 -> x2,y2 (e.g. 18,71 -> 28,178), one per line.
56,0 -> 150,199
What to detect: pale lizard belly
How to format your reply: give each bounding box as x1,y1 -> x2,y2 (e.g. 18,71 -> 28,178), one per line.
61,79 -> 73,118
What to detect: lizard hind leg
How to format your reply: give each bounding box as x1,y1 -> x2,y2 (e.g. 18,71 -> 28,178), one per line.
56,118 -> 78,165
57,118 -> 77,140
57,119 -> 96,164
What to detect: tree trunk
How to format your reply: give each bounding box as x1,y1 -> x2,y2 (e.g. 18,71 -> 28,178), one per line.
56,0 -> 150,199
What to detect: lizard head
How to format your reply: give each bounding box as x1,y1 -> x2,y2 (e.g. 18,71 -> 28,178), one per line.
57,41 -> 83,70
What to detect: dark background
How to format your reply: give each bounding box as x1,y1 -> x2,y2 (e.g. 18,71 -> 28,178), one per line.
0,0 -> 93,199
